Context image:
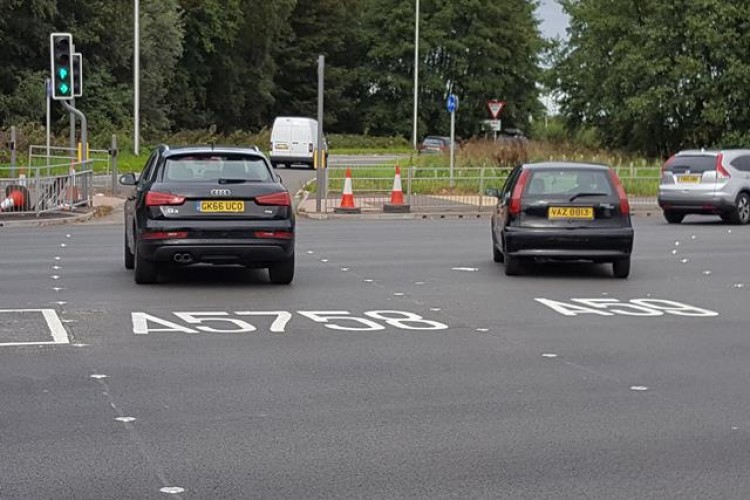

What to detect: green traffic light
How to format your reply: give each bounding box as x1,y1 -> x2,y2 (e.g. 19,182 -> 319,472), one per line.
59,83 -> 70,94
58,67 -> 68,79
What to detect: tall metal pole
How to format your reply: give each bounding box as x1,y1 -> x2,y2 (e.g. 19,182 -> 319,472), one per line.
412,0 -> 420,150
450,107 -> 455,188
316,55 -> 325,213
134,0 -> 140,156
69,97 -> 76,154
45,78 -> 51,169
61,101 -> 87,162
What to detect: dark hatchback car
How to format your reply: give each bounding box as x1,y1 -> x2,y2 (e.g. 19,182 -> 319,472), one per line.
120,145 -> 295,284
417,136 -> 450,154
488,163 -> 634,278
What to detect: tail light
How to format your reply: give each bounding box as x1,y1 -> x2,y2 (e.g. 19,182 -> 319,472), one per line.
256,191 -> 291,206
141,231 -> 188,240
661,154 -> 675,173
145,192 -> 185,207
255,231 -> 293,240
609,170 -> 630,215
509,170 -> 530,215
716,154 -> 731,179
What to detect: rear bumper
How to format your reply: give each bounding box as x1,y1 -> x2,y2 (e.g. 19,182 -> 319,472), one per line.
270,154 -> 314,164
658,191 -> 735,213
504,227 -> 633,260
137,238 -> 294,265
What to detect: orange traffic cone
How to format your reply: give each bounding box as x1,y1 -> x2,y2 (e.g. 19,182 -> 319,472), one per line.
1,187 -> 27,212
383,165 -> 410,213
334,168 -> 361,214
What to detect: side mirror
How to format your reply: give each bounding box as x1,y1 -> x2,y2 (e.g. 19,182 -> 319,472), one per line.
485,188 -> 500,198
119,173 -> 137,186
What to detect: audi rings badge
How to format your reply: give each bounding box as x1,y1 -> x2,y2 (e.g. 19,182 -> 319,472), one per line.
211,189 -> 232,196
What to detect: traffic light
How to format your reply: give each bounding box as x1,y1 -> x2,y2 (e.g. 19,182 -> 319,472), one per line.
72,53 -> 83,97
50,33 -> 73,100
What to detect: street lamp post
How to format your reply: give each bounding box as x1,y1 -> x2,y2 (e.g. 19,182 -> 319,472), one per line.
412,0 -> 420,150
134,0 -> 140,155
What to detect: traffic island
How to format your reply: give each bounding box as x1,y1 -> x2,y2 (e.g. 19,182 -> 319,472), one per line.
383,203 -> 410,213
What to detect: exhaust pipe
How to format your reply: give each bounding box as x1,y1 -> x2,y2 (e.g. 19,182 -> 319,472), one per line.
173,253 -> 194,264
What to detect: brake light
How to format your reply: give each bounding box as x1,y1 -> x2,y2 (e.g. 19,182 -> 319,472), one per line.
255,231 -> 293,240
141,231 -> 188,240
509,170 -> 530,215
145,191 -> 185,206
256,191 -> 291,206
609,170 -> 630,215
661,154 -> 675,173
716,154 -> 731,179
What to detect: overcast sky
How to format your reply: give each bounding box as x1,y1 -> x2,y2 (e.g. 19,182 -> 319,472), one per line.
536,0 -> 569,40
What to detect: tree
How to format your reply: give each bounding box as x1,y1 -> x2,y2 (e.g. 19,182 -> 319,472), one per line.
552,0 -> 750,156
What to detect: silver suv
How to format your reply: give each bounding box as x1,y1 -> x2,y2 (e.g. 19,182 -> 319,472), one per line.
658,149 -> 750,224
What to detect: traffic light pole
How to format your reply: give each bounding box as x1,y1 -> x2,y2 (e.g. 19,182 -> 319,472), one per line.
69,97 -> 76,154
60,100 -> 88,162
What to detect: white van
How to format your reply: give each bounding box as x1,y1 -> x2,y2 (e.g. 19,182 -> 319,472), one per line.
269,117 -> 327,169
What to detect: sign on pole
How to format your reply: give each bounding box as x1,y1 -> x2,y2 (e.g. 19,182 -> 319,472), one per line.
487,100 -> 505,120
447,94 -> 458,188
446,94 -> 458,113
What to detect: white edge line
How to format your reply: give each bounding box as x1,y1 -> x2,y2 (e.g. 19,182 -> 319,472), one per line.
42,309 -> 70,344
0,309 -> 70,346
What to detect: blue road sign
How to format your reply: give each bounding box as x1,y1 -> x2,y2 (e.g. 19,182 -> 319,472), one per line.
446,94 -> 458,113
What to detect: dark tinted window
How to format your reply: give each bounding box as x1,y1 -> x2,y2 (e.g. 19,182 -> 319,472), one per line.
666,155 -> 716,173
423,138 -> 444,146
525,169 -> 613,196
163,154 -> 272,183
730,155 -> 750,172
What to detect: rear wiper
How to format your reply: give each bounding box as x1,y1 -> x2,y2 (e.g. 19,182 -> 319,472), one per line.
569,192 -> 609,202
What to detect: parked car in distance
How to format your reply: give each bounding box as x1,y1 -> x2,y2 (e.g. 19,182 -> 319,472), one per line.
269,116 -> 327,169
488,162 -> 634,278
120,145 -> 295,285
658,149 -> 750,224
418,136 -> 451,155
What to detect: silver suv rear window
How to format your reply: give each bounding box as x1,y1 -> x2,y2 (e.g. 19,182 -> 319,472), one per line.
665,156 -> 715,173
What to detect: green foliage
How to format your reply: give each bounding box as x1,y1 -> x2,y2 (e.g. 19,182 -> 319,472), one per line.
553,0 -> 750,156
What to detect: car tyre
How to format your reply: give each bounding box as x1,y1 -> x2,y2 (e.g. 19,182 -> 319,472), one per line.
269,254 -> 295,284
612,257 -> 631,279
504,254 -> 522,276
492,236 -> 504,263
134,242 -> 158,284
663,211 -> 684,224
726,192 -> 750,225
124,232 -> 134,270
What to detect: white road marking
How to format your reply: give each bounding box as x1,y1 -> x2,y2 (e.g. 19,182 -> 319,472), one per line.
476,328 -> 489,332
671,250 -> 678,255
691,235 -> 697,240
51,275 -> 60,280
363,279 -> 374,283
702,271 -> 712,276
54,256 -> 62,261
0,309 -> 70,347
52,287 -> 65,292
451,267 -> 479,272
630,386 -> 649,391
52,265 -> 61,270
681,258 -> 689,264
72,343 -> 88,347
430,308 -> 441,312
728,229 -> 732,234
60,243 -> 67,248
340,267 -> 349,272
321,259 -> 329,263
414,282 -> 425,285
674,241 -> 680,246
393,292 -> 404,296
115,417 -> 136,423
160,487 -> 185,494
52,301 -> 67,306
541,353 -> 558,358
90,374 -> 108,379
306,250 -> 314,254
734,283 -> 746,289
65,234 -> 71,238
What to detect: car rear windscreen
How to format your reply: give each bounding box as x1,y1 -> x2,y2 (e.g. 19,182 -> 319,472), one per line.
665,155 -> 716,173
163,155 -> 272,182
525,169 -> 613,196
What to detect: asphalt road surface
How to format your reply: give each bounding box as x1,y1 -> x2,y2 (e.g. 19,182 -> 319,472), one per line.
1,216 -> 749,499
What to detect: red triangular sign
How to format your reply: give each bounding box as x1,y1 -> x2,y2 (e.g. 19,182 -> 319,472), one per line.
487,100 -> 505,119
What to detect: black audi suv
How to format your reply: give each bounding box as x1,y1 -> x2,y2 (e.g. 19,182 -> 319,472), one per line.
120,145 -> 295,284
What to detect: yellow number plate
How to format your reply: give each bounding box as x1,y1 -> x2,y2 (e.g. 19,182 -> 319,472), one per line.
199,200 -> 245,213
678,175 -> 701,184
548,207 -> 594,219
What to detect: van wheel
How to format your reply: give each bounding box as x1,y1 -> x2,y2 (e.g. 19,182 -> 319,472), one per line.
663,211 -> 684,224
613,258 -> 631,279
269,254 -> 295,284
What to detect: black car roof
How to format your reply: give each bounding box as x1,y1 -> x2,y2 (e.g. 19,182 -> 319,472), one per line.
522,162 -> 611,171
161,145 -> 263,158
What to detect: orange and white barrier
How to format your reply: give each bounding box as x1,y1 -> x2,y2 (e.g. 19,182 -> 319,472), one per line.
1,188 -> 27,212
